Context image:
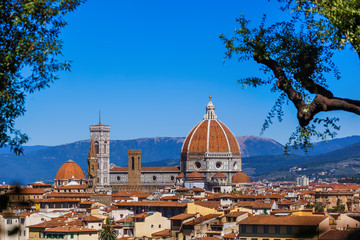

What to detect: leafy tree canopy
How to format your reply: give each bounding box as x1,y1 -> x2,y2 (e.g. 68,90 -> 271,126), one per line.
220,0 -> 360,153
0,0 -> 85,154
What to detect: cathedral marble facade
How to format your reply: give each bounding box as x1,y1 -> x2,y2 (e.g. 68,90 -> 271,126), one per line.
86,97 -> 251,192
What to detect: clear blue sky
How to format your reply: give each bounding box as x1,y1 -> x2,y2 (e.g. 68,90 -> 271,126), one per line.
16,0 -> 360,146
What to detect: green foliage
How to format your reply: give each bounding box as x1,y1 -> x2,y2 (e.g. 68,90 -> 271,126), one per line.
220,1 -> 360,152
0,0 -> 85,154
328,204 -> 345,212
100,222 -> 117,240
285,117 -> 340,154
282,0 -> 360,56
307,203 -> 325,212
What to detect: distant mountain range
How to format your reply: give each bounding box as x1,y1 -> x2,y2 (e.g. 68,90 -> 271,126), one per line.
253,141 -> 360,181
1,135 -> 359,184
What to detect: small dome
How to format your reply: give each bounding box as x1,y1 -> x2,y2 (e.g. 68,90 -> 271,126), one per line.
56,160 -> 85,180
187,171 -> 205,179
213,172 -> 226,178
232,171 -> 251,184
177,172 -> 185,178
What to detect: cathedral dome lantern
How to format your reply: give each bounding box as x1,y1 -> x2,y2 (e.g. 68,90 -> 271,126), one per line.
180,96 -> 242,186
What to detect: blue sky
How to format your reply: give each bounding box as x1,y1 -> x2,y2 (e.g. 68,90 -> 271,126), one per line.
16,0 -> 360,146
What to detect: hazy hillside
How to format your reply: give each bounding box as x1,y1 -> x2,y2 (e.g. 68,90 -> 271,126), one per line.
290,135 -> 360,156
1,135 -> 360,184
252,142 -> 360,181
0,137 -> 185,184
237,136 -> 284,157
0,145 -> 48,154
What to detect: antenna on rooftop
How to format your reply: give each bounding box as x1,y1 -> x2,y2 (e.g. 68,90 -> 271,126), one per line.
99,110 -> 101,124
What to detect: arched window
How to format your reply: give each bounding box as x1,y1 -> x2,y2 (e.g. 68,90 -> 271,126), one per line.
104,141 -> 107,154
91,165 -> 94,172
132,157 -> 135,170
95,141 -> 99,154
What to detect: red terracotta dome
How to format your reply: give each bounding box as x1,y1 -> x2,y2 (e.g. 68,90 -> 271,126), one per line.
181,97 -> 240,155
213,172 -> 226,178
232,171 -> 251,184
182,119 -> 240,155
187,171 -> 205,179
56,160 -> 85,180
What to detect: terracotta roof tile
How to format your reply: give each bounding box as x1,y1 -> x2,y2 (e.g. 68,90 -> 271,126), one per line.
182,122 -> 202,154
222,232 -> 236,239
28,218 -> 66,228
188,121 -> 208,153
194,201 -> 221,210
82,216 -> 103,222
183,214 -> 221,226
213,172 -> 226,178
187,171 -> 205,178
177,172 -> 185,178
115,201 -> 187,208
175,187 -> 190,192
218,121 -> 240,154
132,213 -> 149,219
236,201 -> 273,209
192,187 -> 205,192
55,160 -> 85,180
8,188 -> 46,195
169,213 -> 195,220
209,120 -> 229,152
223,211 -> 248,217
238,215 -> 328,226
151,229 -> 171,237
232,171 -> 251,183
45,226 -> 98,233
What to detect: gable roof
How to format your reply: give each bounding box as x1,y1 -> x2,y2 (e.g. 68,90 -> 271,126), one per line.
238,215 -> 328,226
183,214 -> 221,226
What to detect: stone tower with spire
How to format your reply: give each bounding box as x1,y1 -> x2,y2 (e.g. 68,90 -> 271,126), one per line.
87,137 -> 98,189
90,118 -> 110,190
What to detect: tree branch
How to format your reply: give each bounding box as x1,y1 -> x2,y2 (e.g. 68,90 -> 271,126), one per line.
249,43 -> 360,127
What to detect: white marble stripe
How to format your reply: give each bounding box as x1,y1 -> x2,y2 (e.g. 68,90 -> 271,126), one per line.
206,120 -> 210,152
187,120 -> 205,153
215,120 -> 231,152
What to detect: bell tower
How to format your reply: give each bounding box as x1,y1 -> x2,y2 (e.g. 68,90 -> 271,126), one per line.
87,137 -> 98,189
90,120 -> 110,189
128,149 -> 142,186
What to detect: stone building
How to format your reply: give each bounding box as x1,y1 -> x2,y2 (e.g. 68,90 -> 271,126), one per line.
110,149 -> 180,189
180,96 -> 249,188
89,122 -> 110,190
95,97 -> 250,191
87,137 -> 98,190
315,191 -> 355,211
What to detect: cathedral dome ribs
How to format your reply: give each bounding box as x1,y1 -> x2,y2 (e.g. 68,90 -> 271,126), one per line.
181,96 -> 243,185
56,160 -> 85,180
